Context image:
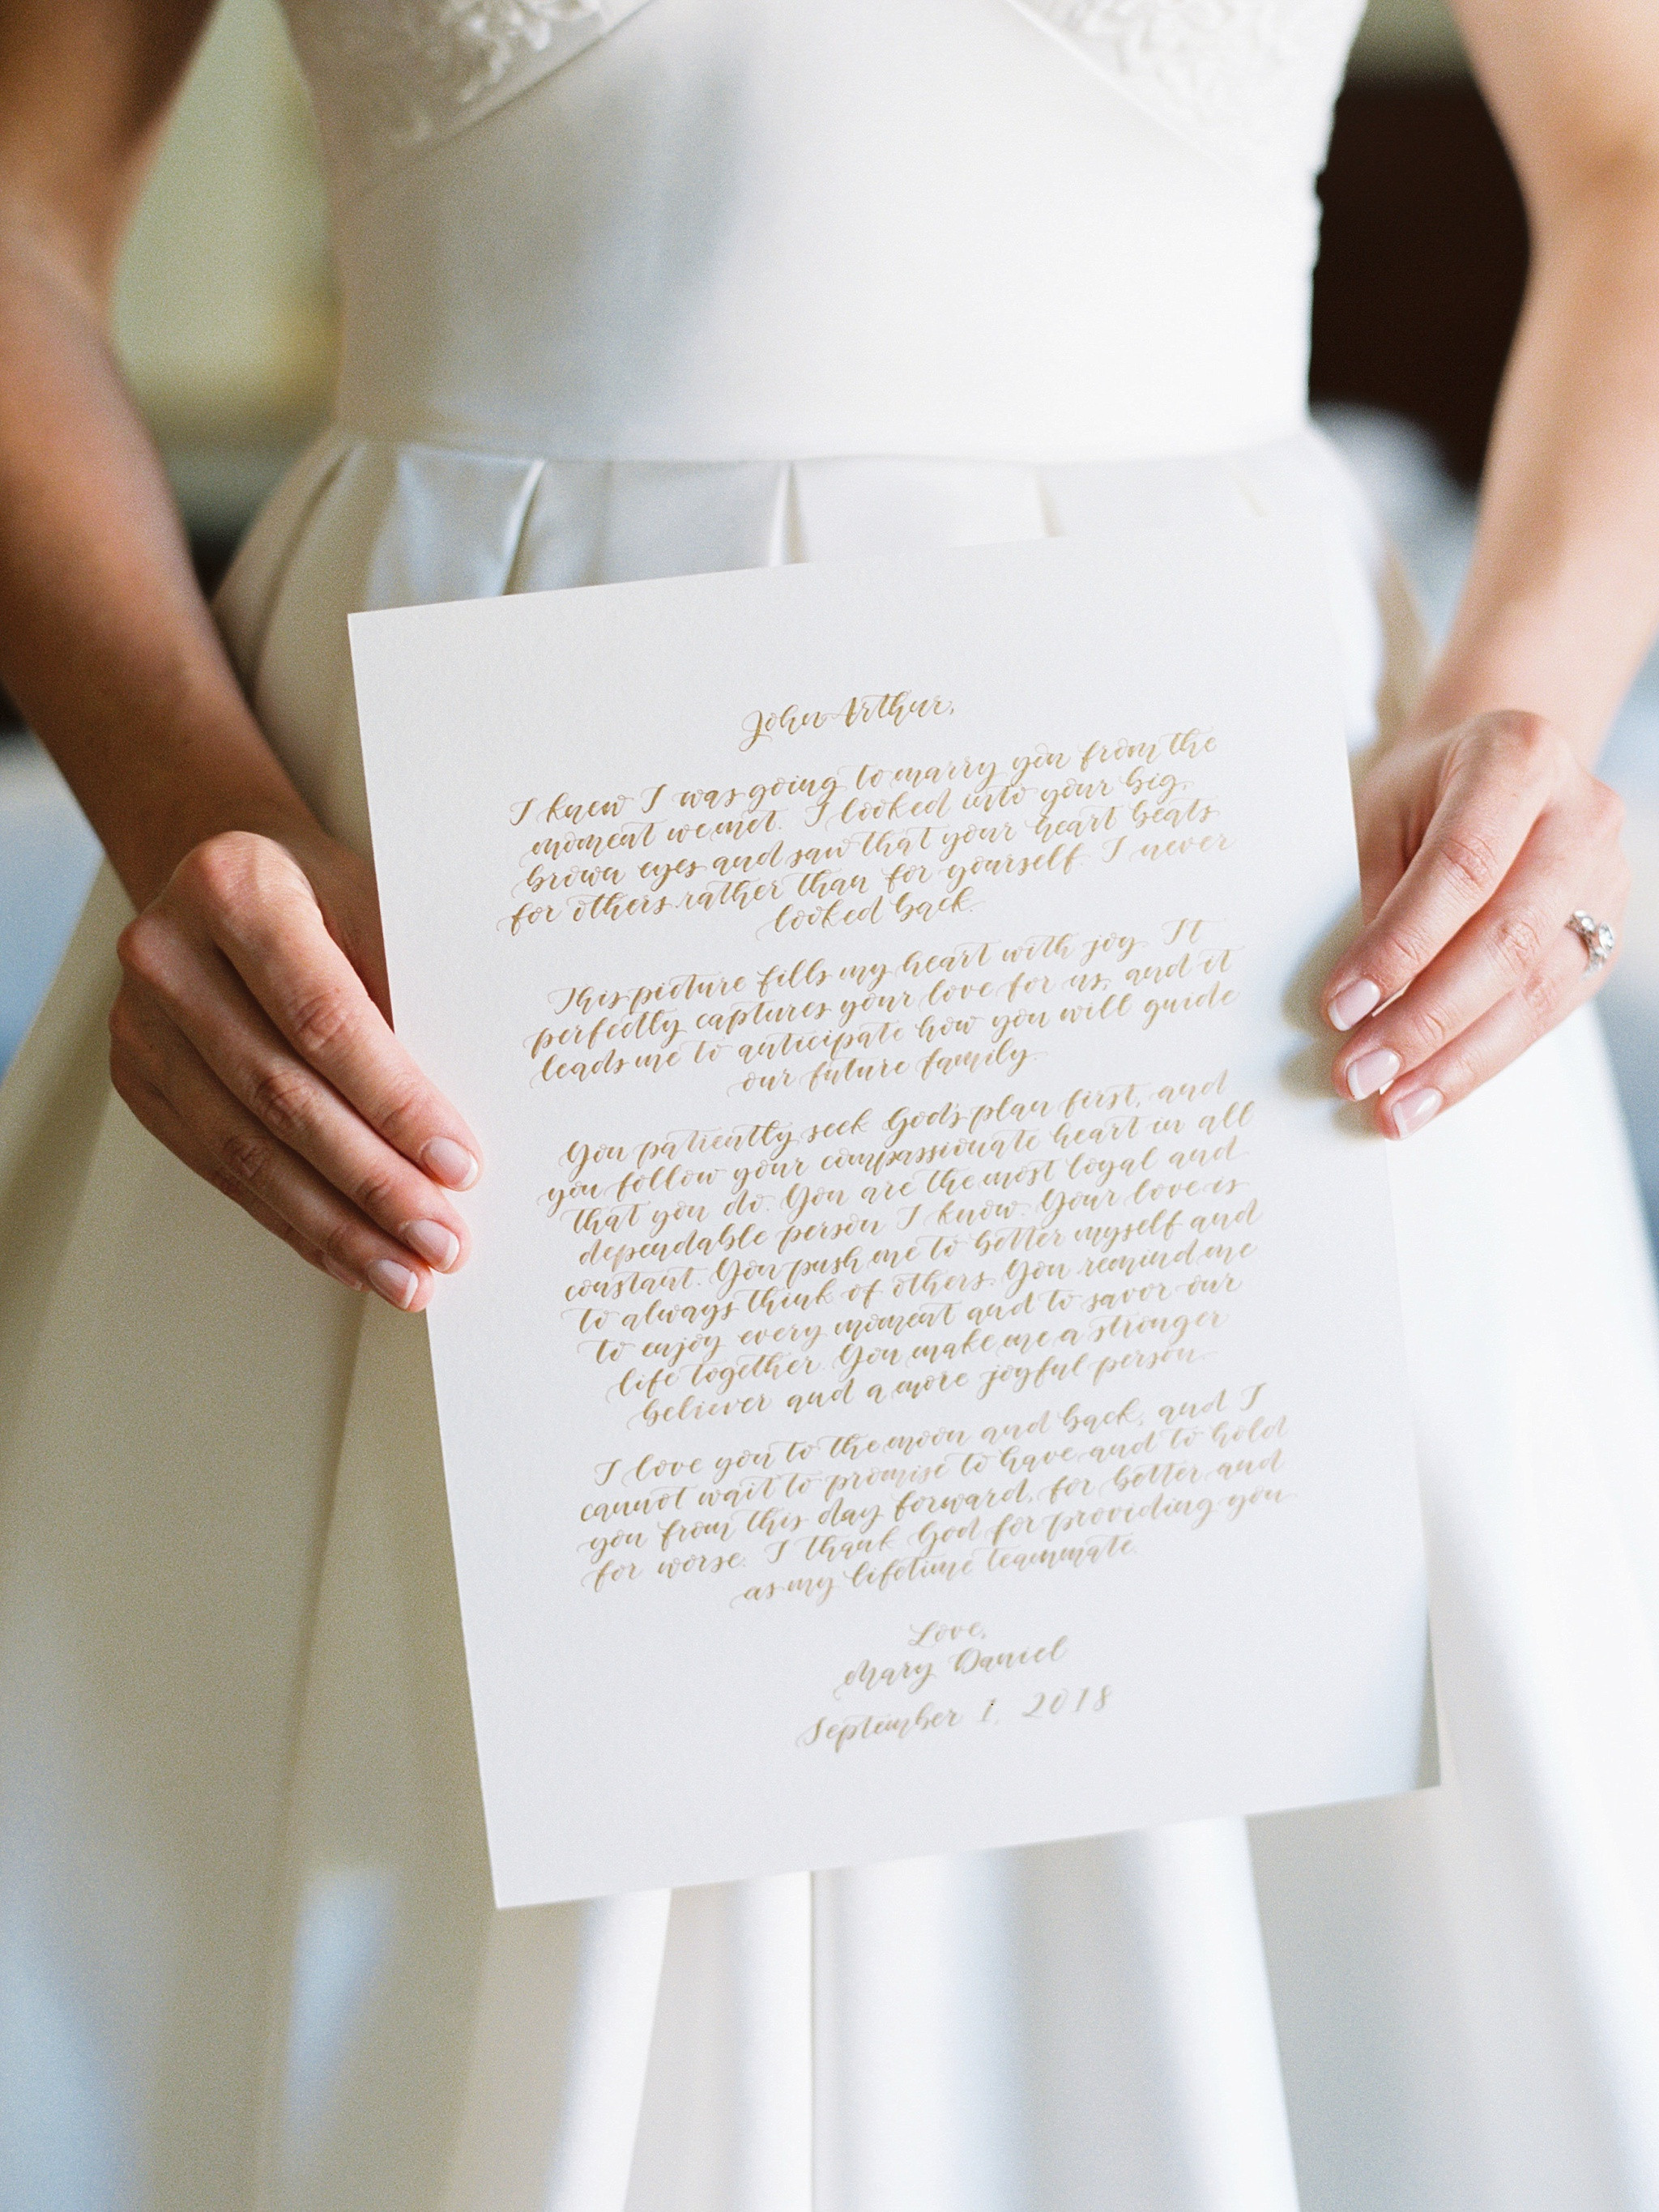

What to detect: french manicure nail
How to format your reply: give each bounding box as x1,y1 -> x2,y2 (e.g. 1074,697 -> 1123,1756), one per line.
1346,1046 -> 1401,1100
422,1136 -> 480,1191
1328,978 -> 1382,1032
1389,1087 -> 1443,1138
367,1256 -> 420,1309
403,1218 -> 460,1269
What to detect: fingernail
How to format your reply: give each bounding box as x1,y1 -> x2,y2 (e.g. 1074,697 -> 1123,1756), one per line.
1346,1046 -> 1401,1100
403,1218 -> 460,1270
422,1137 -> 480,1190
323,1259 -> 362,1290
367,1256 -> 420,1309
1329,978 -> 1382,1032
1388,1086 -> 1443,1138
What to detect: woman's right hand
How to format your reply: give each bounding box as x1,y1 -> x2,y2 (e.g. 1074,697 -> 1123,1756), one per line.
109,826 -> 481,1311
2,0 -> 480,1312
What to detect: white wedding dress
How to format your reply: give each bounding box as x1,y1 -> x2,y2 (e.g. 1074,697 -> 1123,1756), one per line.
5,2 -> 1659,2206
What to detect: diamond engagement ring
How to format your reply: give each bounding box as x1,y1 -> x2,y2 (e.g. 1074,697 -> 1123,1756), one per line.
1568,910 -> 1617,972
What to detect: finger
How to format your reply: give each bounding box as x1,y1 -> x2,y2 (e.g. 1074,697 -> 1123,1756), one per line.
111,1058 -> 362,1290
123,1009 -> 440,1311
166,837 -> 482,1188
122,933 -> 471,1272
1373,922 -> 1606,1139
1333,808 -> 1628,1099
1326,716 -> 1559,1031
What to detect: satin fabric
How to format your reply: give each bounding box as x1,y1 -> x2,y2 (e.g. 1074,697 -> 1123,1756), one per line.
4,3 -> 1659,2207
325,0 -> 1326,462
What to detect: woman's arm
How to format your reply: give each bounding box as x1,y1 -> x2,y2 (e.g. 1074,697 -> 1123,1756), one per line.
0,0 -> 480,1306
1321,0 -> 1658,1135
1417,0 -> 1659,753
0,0 -> 312,900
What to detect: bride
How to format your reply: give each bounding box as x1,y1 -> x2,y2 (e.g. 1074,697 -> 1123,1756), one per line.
2,0 -> 1658,2204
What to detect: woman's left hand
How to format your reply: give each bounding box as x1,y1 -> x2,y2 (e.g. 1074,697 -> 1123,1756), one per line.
1324,710 -> 1629,1136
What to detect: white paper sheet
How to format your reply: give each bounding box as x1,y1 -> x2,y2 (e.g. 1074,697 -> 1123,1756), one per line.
352,522 -> 1432,1907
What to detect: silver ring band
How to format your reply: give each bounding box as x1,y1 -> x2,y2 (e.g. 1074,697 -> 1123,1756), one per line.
1568,910 -> 1617,972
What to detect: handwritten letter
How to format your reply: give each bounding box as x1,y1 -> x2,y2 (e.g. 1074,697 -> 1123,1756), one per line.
352,525 -> 1431,1907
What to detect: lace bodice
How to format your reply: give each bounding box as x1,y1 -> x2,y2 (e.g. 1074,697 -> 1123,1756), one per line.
279,0 -> 652,179
292,0 -> 1358,462
279,0 -> 1364,194
1008,0 -> 1363,185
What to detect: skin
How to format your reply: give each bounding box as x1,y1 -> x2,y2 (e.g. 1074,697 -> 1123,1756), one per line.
0,0 -> 1653,1311
1324,0 -> 1659,1129
0,0 -> 480,1310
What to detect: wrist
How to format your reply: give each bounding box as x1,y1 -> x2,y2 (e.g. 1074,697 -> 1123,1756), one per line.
105,731 -> 335,909
117,798 -> 322,911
